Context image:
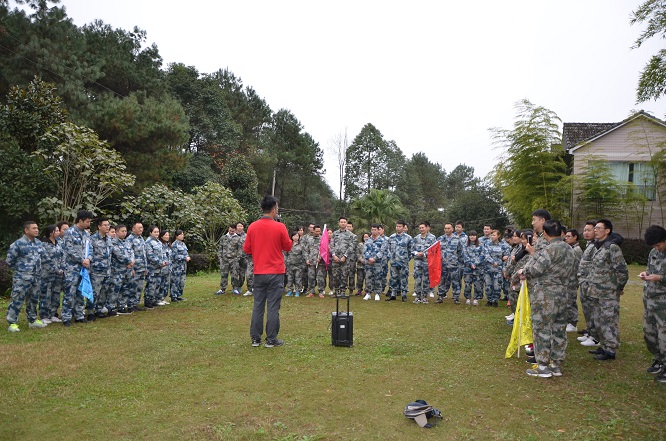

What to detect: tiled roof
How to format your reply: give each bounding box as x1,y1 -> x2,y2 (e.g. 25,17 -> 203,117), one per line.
563,110 -> 666,152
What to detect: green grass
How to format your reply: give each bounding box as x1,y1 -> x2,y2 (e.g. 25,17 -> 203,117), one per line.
0,265 -> 664,440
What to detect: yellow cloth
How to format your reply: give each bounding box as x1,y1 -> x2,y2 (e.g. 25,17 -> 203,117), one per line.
505,281 -> 534,358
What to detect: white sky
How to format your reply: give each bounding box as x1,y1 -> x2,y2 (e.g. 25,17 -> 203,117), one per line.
55,0 -> 664,192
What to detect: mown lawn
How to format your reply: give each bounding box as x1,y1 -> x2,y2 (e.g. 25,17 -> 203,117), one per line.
0,265 -> 663,440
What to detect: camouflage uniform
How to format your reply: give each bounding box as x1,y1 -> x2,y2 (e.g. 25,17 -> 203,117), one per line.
364,235 -> 386,295
346,232 -> 358,294
159,242 -> 172,302
301,234 -> 314,293
6,235 -> 42,325
231,232 -> 245,292
483,240 -> 510,303
462,242 -> 486,301
127,232 -> 147,308
61,225 -> 89,322
503,243 -> 524,313
218,233 -> 233,292
379,235 -> 390,293
245,254 -> 254,293
89,232 -> 112,314
566,242 -> 583,326
478,235 -> 492,297
643,247 -> 666,366
387,232 -> 413,298
330,228 -> 356,295
306,234 -> 326,295
144,236 -> 165,307
437,233 -> 464,301
355,241 -> 366,293
583,238 -> 628,355
577,242 -> 596,338
286,240 -> 305,293
412,232 -> 437,300
238,231 -> 248,289
171,239 -> 189,300
110,235 -> 134,310
501,238 -> 513,300
39,239 -> 63,320
523,237 -> 576,367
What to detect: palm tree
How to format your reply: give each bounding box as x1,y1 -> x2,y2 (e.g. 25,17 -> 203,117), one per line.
351,189 -> 407,230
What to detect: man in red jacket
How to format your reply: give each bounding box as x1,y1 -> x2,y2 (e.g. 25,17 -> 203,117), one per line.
243,195 -> 293,348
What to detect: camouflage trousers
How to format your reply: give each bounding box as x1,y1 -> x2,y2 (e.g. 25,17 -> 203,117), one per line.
413,262 -> 430,298
484,270 -> 502,302
643,293 -> 666,363
245,256 -> 254,291
170,268 -> 186,300
219,258 -> 241,291
380,262 -> 388,292
286,264 -> 303,293
508,287 -> 519,314
6,272 -> 40,324
365,263 -> 383,295
61,265 -> 85,322
530,283 -> 568,366
355,265 -> 365,291
144,271 -> 163,306
589,295 -> 621,353
238,256 -> 248,289
91,272 -> 112,313
39,271 -> 61,319
346,260 -> 356,293
501,276 -> 510,299
389,264 -> 409,296
159,270 -> 171,301
110,269 -> 133,309
566,284 -> 579,326
579,284 -> 596,338
463,270 -> 483,300
438,266 -> 462,299
307,264 -> 327,294
128,270 -> 147,308
330,261 -> 349,294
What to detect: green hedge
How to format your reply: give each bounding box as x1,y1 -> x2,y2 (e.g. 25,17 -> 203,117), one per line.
187,253 -> 216,274
0,259 -> 12,297
620,239 -> 651,266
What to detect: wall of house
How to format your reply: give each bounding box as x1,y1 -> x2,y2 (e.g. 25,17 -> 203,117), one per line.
571,118 -> 666,239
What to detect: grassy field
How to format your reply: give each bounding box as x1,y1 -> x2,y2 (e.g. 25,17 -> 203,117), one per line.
0,265 -> 664,441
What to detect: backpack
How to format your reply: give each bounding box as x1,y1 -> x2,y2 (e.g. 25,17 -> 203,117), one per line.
404,400 -> 443,428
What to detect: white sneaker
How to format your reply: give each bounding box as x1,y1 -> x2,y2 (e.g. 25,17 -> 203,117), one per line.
363,293 -> 371,300
580,337 -> 600,347
472,299 -> 479,306
412,292 -> 417,297
156,301 -> 167,306
577,334 -> 590,342
163,301 -> 170,305
465,299 -> 471,305
101,306 -> 109,314
505,313 -> 514,321
374,294 -> 380,301
50,316 -> 62,323
243,290 -> 253,297
429,292 -> 435,298
566,323 -> 577,333
29,320 -> 47,329
40,317 -> 52,324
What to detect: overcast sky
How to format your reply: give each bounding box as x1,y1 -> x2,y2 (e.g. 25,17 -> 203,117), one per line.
56,0 -> 664,191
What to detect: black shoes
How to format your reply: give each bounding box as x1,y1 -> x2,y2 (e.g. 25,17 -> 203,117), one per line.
594,351 -> 616,361
589,348 -> 605,355
401,296 -> 407,302
63,320 -> 72,327
251,339 -> 261,347
264,339 -> 284,348
385,296 -> 396,301
647,360 -> 664,374
74,318 -> 87,323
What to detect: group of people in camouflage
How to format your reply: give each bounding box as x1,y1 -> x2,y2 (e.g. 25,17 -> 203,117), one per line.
5,210 -> 191,331
215,222 -> 253,297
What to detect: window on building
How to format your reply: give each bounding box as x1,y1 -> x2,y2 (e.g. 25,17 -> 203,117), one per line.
608,161 -> 656,200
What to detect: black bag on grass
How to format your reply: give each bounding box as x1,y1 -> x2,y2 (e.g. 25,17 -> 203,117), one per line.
404,400 -> 443,428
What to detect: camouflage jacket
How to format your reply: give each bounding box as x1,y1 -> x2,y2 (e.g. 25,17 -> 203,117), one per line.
6,235 -> 42,274
145,237 -> 165,272
523,237 -> 576,288
90,232 -> 112,275
463,242 -> 487,272
356,241 -> 365,265
484,240 -> 510,272
387,232 -> 413,267
127,233 -> 147,273
412,233 -> 437,264
62,225 -> 89,268
305,234 -> 323,264
364,235 -> 386,264
286,240 -> 306,266
437,233 -> 464,269
111,237 -> 134,274
40,239 -> 63,275
162,243 -> 172,275
171,240 -> 189,272
644,248 -> 666,298
347,233 -> 358,261
569,242 -> 583,287
331,229 -> 356,260
582,239 -> 629,298
219,233 -> 242,261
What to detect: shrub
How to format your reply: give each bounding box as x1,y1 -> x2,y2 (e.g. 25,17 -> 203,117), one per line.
0,259 -> 12,297
188,253 -> 215,274
620,238 -> 651,266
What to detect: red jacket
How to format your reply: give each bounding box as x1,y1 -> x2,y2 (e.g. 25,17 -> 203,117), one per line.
243,217 -> 292,274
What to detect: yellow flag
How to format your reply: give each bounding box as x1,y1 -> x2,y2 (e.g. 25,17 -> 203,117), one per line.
505,281 -> 534,358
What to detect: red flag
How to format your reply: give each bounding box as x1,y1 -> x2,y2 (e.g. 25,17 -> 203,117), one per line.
319,224 -> 330,268
427,241 -> 441,288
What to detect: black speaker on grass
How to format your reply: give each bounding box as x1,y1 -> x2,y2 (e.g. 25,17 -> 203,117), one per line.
331,295 -> 353,347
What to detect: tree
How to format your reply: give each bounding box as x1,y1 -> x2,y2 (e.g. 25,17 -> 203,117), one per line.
490,99 -> 569,227
445,182 -> 509,233
328,129 -> 349,201
350,189 -> 407,231
631,1 -> 666,102
33,122 -> 135,222
572,160 -> 623,221
219,155 -> 260,222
